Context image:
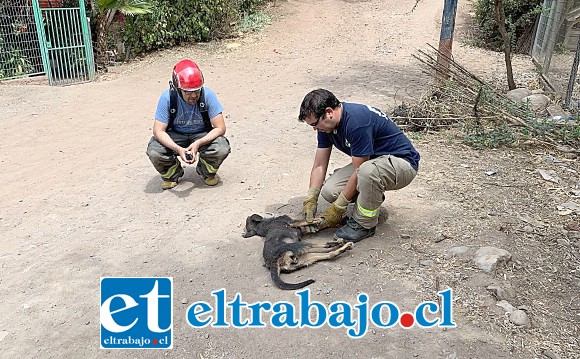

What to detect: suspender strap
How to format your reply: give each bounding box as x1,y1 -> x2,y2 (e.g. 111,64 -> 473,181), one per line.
168,82 -> 212,132
198,87 -> 212,132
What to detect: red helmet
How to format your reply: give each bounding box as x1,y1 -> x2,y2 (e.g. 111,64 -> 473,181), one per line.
172,59 -> 204,91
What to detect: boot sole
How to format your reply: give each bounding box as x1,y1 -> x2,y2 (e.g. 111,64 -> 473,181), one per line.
334,228 -> 376,243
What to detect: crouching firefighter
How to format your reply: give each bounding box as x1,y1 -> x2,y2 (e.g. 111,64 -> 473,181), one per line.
146,59 -> 231,190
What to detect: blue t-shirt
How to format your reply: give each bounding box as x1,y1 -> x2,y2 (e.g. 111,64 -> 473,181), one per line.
154,87 -> 224,134
317,102 -> 420,171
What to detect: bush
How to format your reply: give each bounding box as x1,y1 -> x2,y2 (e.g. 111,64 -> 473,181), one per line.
123,0 -> 271,57
474,0 -> 543,52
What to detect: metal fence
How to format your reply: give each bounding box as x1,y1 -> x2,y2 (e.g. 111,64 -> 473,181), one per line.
34,1 -> 95,85
0,0 -> 95,85
532,0 -> 580,109
0,1 -> 45,80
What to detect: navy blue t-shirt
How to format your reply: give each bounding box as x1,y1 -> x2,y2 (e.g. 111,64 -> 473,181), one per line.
317,102 -> 420,171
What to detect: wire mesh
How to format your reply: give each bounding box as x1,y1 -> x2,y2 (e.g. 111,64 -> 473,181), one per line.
43,7 -> 92,85
532,0 -> 580,109
0,1 -> 45,80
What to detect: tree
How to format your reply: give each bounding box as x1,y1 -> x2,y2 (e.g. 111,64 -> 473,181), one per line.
93,0 -> 152,67
494,0 -> 516,90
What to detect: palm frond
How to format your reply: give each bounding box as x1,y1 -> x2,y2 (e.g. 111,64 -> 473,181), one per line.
95,0 -> 152,15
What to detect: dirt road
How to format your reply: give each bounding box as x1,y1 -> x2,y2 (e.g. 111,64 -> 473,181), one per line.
1,0 -> 578,358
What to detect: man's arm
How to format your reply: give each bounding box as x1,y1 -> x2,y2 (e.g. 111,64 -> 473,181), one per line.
153,119 -> 189,161
309,147 -> 332,189
186,113 -> 226,162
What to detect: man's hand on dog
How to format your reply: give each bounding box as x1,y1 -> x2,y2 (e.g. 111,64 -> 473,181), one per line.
295,191 -> 349,234
302,188 -> 320,222
291,218 -> 322,234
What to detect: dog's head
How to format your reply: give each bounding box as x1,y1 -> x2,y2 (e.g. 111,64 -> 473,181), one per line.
242,214 -> 295,238
242,214 -> 264,238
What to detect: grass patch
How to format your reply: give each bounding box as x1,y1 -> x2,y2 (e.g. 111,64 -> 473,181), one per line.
235,12 -> 271,33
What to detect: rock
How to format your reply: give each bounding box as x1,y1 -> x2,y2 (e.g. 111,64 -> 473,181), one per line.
473,247 -> 512,272
557,202 -> 579,215
556,238 -> 570,246
509,309 -> 531,328
521,94 -> 551,112
506,88 -> 531,102
543,349 -> 562,359
449,246 -> 469,255
536,169 -> 560,184
486,284 -> 516,300
522,225 -> 535,233
496,300 -> 515,313
518,213 -> 547,228
419,259 -> 434,266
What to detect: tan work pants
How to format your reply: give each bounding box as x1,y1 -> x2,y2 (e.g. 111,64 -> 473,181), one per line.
320,155 -> 417,228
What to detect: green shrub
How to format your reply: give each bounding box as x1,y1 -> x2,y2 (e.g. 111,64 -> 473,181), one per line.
474,0 -> 543,52
123,0 -> 272,56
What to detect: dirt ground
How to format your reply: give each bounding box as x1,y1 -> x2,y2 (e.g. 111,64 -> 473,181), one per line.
1,0 -> 579,358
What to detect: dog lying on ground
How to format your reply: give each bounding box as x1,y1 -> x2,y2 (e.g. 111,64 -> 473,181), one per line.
243,214 -> 353,290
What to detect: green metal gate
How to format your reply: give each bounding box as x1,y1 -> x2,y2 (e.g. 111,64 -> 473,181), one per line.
0,1 -> 45,80
32,0 -> 95,85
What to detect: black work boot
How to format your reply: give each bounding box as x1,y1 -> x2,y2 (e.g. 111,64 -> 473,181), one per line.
334,217 -> 376,243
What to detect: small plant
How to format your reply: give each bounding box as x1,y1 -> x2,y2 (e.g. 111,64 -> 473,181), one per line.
235,12 -> 271,33
0,41 -> 34,80
554,42 -> 567,54
462,122 -> 519,148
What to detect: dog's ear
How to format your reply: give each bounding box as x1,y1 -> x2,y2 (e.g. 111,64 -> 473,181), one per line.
249,214 -> 263,223
242,214 -> 263,238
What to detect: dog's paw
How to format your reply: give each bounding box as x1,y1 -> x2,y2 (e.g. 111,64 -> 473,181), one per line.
345,242 -> 354,250
333,238 -> 345,245
325,240 -> 341,248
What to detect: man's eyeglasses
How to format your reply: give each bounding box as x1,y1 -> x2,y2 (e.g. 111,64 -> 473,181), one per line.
308,114 -> 324,127
181,88 -> 201,94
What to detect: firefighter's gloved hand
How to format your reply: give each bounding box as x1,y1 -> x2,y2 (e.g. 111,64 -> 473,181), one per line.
302,188 -> 321,223
318,192 -> 349,229
290,218 -> 322,234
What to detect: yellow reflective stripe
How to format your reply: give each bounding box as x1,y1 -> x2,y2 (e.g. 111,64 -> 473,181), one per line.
162,161 -> 180,180
199,158 -> 217,174
357,202 -> 379,218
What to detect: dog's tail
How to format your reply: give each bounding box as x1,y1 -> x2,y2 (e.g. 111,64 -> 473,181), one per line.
270,265 -> 315,290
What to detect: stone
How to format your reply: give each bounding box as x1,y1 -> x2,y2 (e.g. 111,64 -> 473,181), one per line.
546,104 -> 569,117
486,284 -> 516,300
506,88 -> 531,102
509,309 -> 531,328
449,246 -> 469,255
473,247 -> 512,272
496,300 -> 515,313
521,94 -> 551,112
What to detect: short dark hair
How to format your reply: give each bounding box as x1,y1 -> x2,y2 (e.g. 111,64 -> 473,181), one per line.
298,89 -> 341,122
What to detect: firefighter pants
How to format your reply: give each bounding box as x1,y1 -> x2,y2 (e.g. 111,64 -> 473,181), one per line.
320,155 -> 417,229
146,131 -> 231,181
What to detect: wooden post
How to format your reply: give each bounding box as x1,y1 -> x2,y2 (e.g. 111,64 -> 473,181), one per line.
437,0 -> 459,81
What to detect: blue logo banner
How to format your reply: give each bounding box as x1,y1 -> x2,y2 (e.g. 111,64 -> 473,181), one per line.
100,277 -> 173,349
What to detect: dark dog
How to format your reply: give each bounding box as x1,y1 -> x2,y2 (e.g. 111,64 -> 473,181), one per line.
243,214 -> 353,290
